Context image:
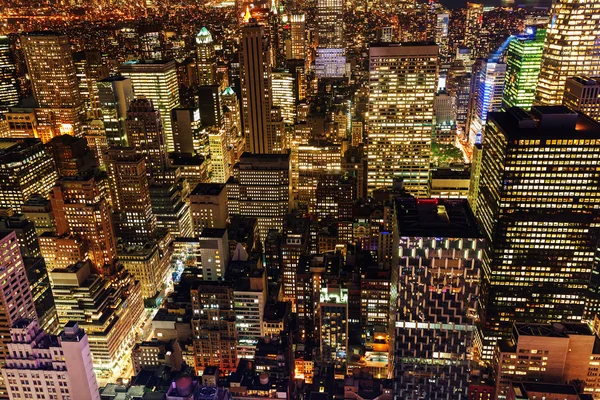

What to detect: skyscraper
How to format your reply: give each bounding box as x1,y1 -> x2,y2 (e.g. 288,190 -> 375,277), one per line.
535,0 -> 600,105
125,97 -> 168,176
0,230 -> 37,398
0,36 -> 19,115
209,128 -> 231,183
289,14 -> 306,60
474,106 -> 600,343
191,281 -> 238,374
239,22 -> 283,154
105,147 -> 156,243
2,319 -> 100,400
563,76 -> 600,122
271,70 -> 295,124
467,59 -> 506,144
73,50 -> 109,119
319,285 -> 348,377
196,27 -> 216,86
464,2 -> 483,53
51,172 -> 117,275
0,138 -> 58,213
120,60 -> 180,152
366,43 -> 438,196
97,76 -> 135,147
315,0 -> 345,77
393,197 -> 484,398
21,32 -> 85,136
502,27 -> 546,110
228,153 -> 291,240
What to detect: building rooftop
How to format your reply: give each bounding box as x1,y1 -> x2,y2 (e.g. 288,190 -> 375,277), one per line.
511,382 -> 578,399
191,183 -> 226,196
490,106 -> 600,140
395,197 -> 482,239
514,322 -> 592,339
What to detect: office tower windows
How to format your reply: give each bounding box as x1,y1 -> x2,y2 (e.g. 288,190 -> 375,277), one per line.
196,27 -> 216,86
21,32 -> 85,137
228,153 -> 291,241
272,70 -> 295,124
316,0 -> 345,77
393,197 -> 484,398
97,76 -> 134,147
0,36 -> 19,115
290,14 -> 306,60
464,2 -> 483,52
73,50 -> 109,120
120,60 -> 180,152
209,128 -> 231,184
2,320 -> 100,400
105,147 -> 156,244
125,97 -> 168,176
239,23 -> 283,154
467,59 -> 506,144
171,108 -> 202,154
0,138 -> 57,213
502,28 -> 546,110
51,173 -> 117,275
535,0 -> 600,105
366,43 -> 438,196
473,106 -> 600,344
563,76 -> 600,122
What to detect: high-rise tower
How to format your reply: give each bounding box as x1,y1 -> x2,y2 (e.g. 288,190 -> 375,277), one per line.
120,60 -> 180,152
535,0 -> 600,105
473,107 -> 600,348
196,27 -> 216,86
502,27 -> 546,110
0,36 -> 19,115
366,43 -> 438,196
315,0 -> 345,77
239,22 -> 283,154
21,32 -> 85,136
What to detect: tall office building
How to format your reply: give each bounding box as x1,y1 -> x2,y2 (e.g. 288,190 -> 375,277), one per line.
50,262 -> 144,376
0,36 -> 19,115
272,70 -> 295,124
297,142 -> 342,211
73,50 -> 109,120
535,0 -> 600,105
233,268 -> 267,359
51,173 -> 118,275
21,32 -> 85,137
393,197 -> 484,399
171,108 -> 201,154
2,319 -> 100,400
125,97 -> 168,176
0,138 -> 58,213
281,216 -> 310,311
105,147 -> 156,243
502,27 -> 546,110
473,107 -> 600,343
0,230 -> 37,399
563,76 -> 600,122
228,153 -> 291,241
315,0 -> 345,77
97,76 -> 135,147
120,60 -> 180,152
319,285 -> 348,377
47,134 -> 96,177
209,128 -> 231,183
289,14 -> 306,60
197,85 -> 221,127
239,23 -> 283,154
366,43 -> 438,196
464,2 -> 483,52
191,281 -> 238,374
189,183 -> 228,236
196,27 -> 216,86
467,59 -> 506,144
